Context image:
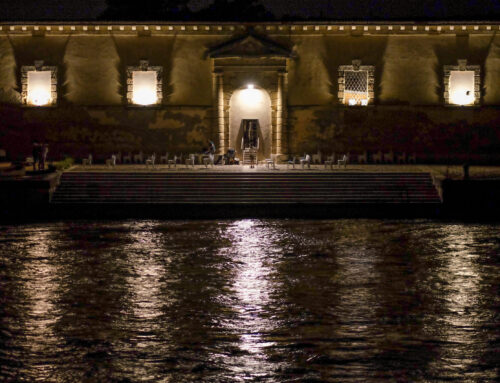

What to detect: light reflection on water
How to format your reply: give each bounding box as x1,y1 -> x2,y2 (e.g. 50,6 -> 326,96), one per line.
428,225 -> 495,381
224,219 -> 279,379
0,219 -> 499,382
20,228 -> 61,381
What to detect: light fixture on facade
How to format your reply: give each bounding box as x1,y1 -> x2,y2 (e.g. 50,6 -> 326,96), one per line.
27,71 -> 52,106
241,84 -> 262,107
132,71 -> 158,105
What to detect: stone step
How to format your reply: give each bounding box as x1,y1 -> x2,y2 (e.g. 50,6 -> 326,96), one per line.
51,194 -> 442,202
52,171 -> 441,205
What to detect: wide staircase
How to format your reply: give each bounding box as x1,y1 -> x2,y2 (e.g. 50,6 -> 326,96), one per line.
51,172 -> 441,217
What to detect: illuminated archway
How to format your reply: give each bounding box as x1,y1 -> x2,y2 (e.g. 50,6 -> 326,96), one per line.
229,86 -> 272,160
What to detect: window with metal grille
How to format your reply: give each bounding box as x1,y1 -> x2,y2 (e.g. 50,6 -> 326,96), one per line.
344,70 -> 368,105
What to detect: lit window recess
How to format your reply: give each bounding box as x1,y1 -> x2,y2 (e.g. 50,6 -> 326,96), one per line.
22,62 -> 57,107
338,61 -> 374,107
449,71 -> 475,106
132,71 -> 158,105
127,61 -> 162,106
27,71 -> 52,106
343,70 -> 369,106
444,60 -> 480,107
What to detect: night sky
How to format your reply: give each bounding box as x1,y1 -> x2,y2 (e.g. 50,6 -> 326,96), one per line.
1,0 -> 499,20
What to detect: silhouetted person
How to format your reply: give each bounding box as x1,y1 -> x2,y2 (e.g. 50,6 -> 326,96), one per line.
40,143 -> 49,170
32,141 -> 40,171
208,140 -> 216,155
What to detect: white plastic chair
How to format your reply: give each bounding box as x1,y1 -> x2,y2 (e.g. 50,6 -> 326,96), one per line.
160,152 -> 169,164
287,156 -> 296,169
82,154 -> 93,168
185,154 -> 195,168
337,154 -> 348,168
300,154 -> 311,169
168,155 -> 178,168
133,151 -> 144,164
265,154 -> 276,169
146,153 -> 156,169
123,152 -> 132,164
358,151 -> 368,164
324,154 -> 334,169
203,154 -> 214,168
372,151 -> 383,164
312,151 -> 321,164
383,151 -> 394,163
397,152 -> 406,164
106,154 -> 116,167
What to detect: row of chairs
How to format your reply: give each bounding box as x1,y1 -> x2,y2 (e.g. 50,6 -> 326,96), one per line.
82,150 -> 412,169
308,151 -> 417,165
81,152 -> 216,169
358,151 -> 417,164
263,154 -> 348,170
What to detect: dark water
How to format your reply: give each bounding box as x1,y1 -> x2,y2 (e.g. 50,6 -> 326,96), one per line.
0,220 -> 499,383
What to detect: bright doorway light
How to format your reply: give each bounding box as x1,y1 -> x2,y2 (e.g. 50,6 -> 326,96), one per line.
241,85 -> 262,107
132,71 -> 157,105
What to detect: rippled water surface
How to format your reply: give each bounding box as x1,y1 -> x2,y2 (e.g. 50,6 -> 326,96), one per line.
0,219 -> 499,382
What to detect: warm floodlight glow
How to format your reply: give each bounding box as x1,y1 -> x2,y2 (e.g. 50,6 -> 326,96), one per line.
27,71 -> 52,106
132,71 -> 157,105
449,71 -> 475,106
343,69 -> 369,106
345,94 -> 369,106
241,86 -> 262,107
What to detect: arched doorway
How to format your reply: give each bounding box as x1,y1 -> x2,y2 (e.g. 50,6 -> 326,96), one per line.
229,86 -> 272,160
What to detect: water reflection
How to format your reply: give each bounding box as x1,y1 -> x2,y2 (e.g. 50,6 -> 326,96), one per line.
19,227 -> 62,381
428,225 -> 495,381
0,220 -> 498,382
223,219 -> 279,378
127,222 -> 164,323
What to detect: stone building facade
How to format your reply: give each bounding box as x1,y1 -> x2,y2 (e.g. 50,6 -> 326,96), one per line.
0,21 -> 499,162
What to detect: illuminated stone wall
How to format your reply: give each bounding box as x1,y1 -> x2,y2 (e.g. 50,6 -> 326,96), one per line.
0,23 -> 499,161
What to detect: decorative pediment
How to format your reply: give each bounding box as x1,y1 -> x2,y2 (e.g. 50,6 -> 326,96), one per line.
208,33 -> 294,59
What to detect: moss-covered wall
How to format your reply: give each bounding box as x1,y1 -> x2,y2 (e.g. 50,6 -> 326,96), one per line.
288,105 -> 500,162
0,104 -> 212,161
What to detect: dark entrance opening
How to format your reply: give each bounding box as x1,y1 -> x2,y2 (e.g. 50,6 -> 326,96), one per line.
241,119 -> 260,149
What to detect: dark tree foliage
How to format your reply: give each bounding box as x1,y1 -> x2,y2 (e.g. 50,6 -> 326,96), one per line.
99,0 -> 500,21
279,0 -> 500,21
1,0 -> 499,21
100,0 -> 192,21
100,0 -> 274,21
193,0 -> 274,21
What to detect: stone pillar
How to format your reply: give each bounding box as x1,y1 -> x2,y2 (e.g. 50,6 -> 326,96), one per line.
214,72 -> 226,155
276,70 -> 288,155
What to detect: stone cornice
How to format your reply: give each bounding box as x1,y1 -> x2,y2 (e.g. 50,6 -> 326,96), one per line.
0,21 -> 499,36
